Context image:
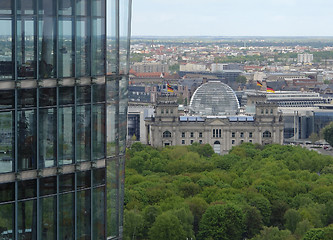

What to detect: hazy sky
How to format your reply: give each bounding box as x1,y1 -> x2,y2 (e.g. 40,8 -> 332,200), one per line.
132,0 -> 333,36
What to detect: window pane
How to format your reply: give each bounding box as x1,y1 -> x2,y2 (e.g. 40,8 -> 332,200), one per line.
40,176 -> 56,196
18,109 -> 37,171
107,159 -> 118,238
92,0 -> 105,17
59,86 -> 74,105
40,196 -> 56,240
59,173 -> 74,193
18,88 -> 37,108
77,190 -> 91,239
0,111 -> 14,173
59,192 -> 74,240
92,17 -> 105,76
77,85 -> 91,105
93,168 -> 105,186
106,80 -> 119,157
59,0 -> 73,15
18,179 -> 37,200
17,0 -> 35,15
17,17 -> 36,79
77,170 -> 91,190
18,200 -> 37,240
0,18 -> 12,79
93,186 -> 105,240
93,104 -> 105,160
59,107 -> 74,165
93,84 -> 106,103
39,108 -> 57,168
0,0 -> 12,14
0,182 -> 14,203
39,0 -> 56,79
76,105 -> 91,162
0,203 -> 14,239
76,18 -> 90,76
59,17 -> 74,78
39,88 -> 56,107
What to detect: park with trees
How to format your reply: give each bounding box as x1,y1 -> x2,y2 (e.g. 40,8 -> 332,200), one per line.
123,142 -> 333,240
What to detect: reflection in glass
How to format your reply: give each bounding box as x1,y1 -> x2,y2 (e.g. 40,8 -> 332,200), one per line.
93,104 -> 105,160
0,182 -> 14,203
77,190 -> 91,240
76,105 -> 91,162
106,81 -> 119,157
59,192 -> 74,240
18,200 -> 37,240
18,88 -> 36,108
39,108 -> 57,168
59,86 -> 74,105
0,203 -> 14,240
40,196 -> 56,240
77,170 -> 91,190
93,84 -> 106,103
0,111 -> 14,173
17,0 -> 35,15
92,0 -> 105,17
59,0 -> 73,15
59,173 -> 75,193
76,18 -> 90,76
39,88 -> 56,107
93,186 -> 105,240
119,77 -> 128,153
59,17 -> 74,78
93,168 -> 105,186
18,179 -> 37,200
39,0 -> 56,78
119,0 -> 131,75
0,18 -> 12,79
17,16 -> 36,79
18,109 -> 37,171
107,159 -> 118,238
0,0 -> 12,14
77,85 -> 91,104
40,176 -> 57,196
59,107 -> 74,165
92,18 -> 105,76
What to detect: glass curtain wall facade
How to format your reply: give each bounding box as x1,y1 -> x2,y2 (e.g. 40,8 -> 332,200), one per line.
0,0 -> 131,239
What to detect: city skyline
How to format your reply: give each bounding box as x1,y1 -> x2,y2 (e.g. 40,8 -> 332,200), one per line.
132,0 -> 333,37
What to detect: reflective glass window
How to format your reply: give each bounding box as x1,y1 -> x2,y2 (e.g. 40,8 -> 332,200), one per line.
39,0 -> 57,79
17,0 -> 35,15
76,105 -> 91,162
77,190 -> 91,239
0,90 -> 14,109
77,85 -> 91,105
0,182 -> 14,203
59,17 -> 74,78
0,203 -> 14,240
92,18 -> 105,76
59,0 -> 73,15
59,86 -> 74,105
40,196 -> 56,240
40,176 -> 56,196
18,200 -> 37,240
76,17 -> 90,76
93,104 -> 105,160
106,81 -> 119,157
0,0 -> 12,14
93,84 -> 106,103
76,0 -> 87,16
59,173 -> 75,193
93,168 -> 105,186
39,88 -> 56,107
119,77 -> 128,153
39,108 -> 57,168
0,111 -> 14,173
59,107 -> 74,165
18,179 -> 37,200
18,89 -> 37,108
18,109 -> 37,171
0,17 -> 12,79
93,186 -> 105,240
92,0 -> 105,17
107,159 -> 119,237
59,192 -> 74,240
77,170 -> 91,190
17,16 -> 37,79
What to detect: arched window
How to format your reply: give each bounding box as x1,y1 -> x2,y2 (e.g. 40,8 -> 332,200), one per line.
263,130 -> 271,138
163,131 -> 171,138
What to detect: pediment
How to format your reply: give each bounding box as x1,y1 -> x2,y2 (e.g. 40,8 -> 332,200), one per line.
207,119 -> 227,126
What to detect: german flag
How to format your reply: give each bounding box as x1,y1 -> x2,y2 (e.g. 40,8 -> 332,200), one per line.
167,83 -> 174,92
257,80 -> 263,87
266,86 -> 275,93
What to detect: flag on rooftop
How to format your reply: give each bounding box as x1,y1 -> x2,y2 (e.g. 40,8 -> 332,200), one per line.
266,86 -> 275,93
167,82 -> 174,92
257,80 -> 263,87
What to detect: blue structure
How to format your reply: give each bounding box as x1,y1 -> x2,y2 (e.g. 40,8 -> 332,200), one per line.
0,0 -> 132,239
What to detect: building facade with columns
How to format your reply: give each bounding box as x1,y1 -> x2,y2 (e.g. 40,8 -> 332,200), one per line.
145,82 -> 284,154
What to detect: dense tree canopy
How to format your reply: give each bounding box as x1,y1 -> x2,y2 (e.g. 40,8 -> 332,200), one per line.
124,142 -> 333,240
322,121 -> 333,147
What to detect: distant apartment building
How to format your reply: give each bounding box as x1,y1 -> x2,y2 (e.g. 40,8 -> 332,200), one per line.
211,63 -> 243,72
297,53 -> 314,64
180,63 -> 208,72
132,62 -> 169,73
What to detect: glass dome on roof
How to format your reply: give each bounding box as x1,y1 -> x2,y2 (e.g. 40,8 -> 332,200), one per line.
189,81 -> 240,116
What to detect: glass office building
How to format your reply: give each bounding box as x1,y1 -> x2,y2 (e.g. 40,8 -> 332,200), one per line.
0,0 -> 131,239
